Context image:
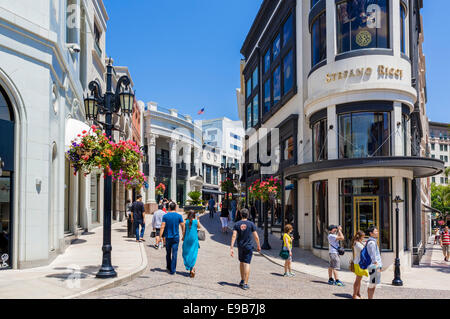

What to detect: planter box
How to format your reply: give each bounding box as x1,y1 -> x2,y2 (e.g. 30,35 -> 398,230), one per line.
183,205 -> 205,214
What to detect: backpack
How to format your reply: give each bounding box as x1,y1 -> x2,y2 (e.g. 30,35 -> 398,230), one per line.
359,239 -> 375,270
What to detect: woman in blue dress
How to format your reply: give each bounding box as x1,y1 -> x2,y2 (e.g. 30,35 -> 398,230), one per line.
182,211 -> 201,278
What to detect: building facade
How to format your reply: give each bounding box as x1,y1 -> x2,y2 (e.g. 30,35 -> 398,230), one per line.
238,0 -> 443,270
143,102 -> 203,212
429,122 -> 449,185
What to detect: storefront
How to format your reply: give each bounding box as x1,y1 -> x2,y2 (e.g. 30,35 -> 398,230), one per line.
0,85 -> 14,269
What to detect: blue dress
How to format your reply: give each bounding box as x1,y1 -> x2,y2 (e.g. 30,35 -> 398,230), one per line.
182,219 -> 199,271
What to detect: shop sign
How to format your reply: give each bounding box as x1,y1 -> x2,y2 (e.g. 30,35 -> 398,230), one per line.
326,65 -> 404,83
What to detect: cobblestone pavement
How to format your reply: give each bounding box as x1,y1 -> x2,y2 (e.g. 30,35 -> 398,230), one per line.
80,213 -> 447,299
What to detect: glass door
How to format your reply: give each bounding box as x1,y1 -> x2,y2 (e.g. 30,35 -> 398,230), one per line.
353,196 -> 379,242
0,172 -> 12,269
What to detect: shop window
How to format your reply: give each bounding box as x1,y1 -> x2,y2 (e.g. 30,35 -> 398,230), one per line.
245,63 -> 259,129
336,0 -> 389,54
311,11 -> 327,67
313,118 -> 328,161
313,180 -> 329,249
400,3 -> 407,55
283,136 -> 294,161
339,112 -> 390,158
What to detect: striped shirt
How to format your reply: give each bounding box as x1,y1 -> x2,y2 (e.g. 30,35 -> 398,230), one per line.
442,231 -> 450,245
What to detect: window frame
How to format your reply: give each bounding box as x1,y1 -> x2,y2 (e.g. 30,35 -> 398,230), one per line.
310,10 -> 327,68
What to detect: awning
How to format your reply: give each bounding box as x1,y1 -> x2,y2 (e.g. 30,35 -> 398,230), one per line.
202,188 -> 224,195
65,119 -> 91,151
423,203 -> 442,214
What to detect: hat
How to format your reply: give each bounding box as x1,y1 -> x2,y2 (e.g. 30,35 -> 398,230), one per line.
328,225 -> 338,231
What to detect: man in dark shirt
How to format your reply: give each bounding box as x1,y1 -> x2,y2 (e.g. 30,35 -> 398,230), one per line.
130,195 -> 146,242
208,197 -> 216,219
159,202 -> 185,275
230,209 -> 261,290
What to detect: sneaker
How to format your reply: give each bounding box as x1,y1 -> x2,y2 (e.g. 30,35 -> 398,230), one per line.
242,284 -> 250,290
283,273 -> 289,277
335,280 -> 345,287
328,278 -> 335,285
288,272 -> 296,277
239,280 -> 244,287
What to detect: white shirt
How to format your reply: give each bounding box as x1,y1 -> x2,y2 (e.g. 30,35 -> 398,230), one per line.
353,241 -> 364,264
328,234 -> 339,254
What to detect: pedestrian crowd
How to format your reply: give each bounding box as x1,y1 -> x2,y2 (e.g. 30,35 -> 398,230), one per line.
125,194 -> 444,300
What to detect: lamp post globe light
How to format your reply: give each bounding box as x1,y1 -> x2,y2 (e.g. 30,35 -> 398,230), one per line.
392,195 -> 404,286
84,59 -> 135,279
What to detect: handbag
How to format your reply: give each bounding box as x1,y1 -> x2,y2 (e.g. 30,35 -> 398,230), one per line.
330,243 -> 345,256
279,235 -> 291,260
150,230 -> 156,238
198,229 -> 206,241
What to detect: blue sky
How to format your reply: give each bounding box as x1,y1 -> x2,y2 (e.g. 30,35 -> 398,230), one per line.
105,0 -> 449,123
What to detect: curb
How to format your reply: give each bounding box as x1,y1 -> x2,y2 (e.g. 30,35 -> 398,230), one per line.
64,241 -> 148,299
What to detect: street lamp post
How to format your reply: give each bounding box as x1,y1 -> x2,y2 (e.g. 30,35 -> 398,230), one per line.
84,59 -> 135,279
392,195 -> 404,286
220,163 -> 237,219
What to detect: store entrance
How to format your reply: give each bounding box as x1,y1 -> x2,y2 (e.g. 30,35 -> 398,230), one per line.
353,196 -> 379,241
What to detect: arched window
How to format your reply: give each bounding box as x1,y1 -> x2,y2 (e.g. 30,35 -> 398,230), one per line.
0,86 -> 14,122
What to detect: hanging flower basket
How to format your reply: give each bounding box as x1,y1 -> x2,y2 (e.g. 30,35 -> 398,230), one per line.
220,178 -> 237,194
249,177 -> 282,202
66,125 -> 146,189
155,183 -> 166,196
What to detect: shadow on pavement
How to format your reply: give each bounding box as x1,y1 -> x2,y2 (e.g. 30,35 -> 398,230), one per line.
218,281 -> 241,288
333,293 -> 353,299
199,213 -> 232,246
311,280 -> 330,286
70,239 -> 87,245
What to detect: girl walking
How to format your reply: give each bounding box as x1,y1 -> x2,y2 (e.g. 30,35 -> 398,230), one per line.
351,231 -> 369,299
182,211 -> 201,278
282,224 -> 295,277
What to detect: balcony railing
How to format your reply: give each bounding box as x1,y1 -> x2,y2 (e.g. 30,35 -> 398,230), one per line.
156,155 -> 171,167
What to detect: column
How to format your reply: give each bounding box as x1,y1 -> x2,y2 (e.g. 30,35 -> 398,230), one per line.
69,166 -> 79,233
327,105 -> 338,160
185,145 -> 192,197
147,134 -> 157,204
169,139 -> 177,201
326,0 -> 337,63
393,102 -> 403,156
392,0 -> 401,57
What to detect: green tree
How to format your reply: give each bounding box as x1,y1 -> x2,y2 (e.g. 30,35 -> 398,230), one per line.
431,183 -> 450,220
445,167 -> 450,178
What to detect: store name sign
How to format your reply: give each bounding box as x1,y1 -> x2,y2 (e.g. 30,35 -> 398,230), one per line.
326,65 -> 404,83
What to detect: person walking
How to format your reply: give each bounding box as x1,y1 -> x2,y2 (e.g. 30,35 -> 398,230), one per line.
130,195 -> 146,243
126,199 -> 134,238
152,204 -> 166,249
351,231 -> 369,299
440,225 -> 450,262
220,201 -> 230,233
182,211 -> 201,278
230,208 -> 261,290
208,197 -> 216,219
434,227 -> 441,245
327,225 -> 345,286
231,197 -> 237,222
282,224 -> 295,277
159,202 -> 185,275
366,226 -> 382,299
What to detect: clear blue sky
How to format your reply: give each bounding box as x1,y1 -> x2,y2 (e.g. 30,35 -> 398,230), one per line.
105,0 -> 449,123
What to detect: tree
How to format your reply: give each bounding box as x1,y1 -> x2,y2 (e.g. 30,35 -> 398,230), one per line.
431,183 -> 450,220
445,167 -> 450,178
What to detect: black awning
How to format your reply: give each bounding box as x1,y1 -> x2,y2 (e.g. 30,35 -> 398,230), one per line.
423,204 -> 442,214
285,157 -> 445,180
202,188 -> 224,195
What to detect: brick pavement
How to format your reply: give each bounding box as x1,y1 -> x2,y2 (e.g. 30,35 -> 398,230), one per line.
81,212 -> 448,299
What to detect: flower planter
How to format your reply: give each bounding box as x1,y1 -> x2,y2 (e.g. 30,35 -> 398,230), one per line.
183,205 -> 205,214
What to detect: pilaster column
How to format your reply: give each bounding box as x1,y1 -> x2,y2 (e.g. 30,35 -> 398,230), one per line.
326,0 -> 337,63
185,145 -> 192,196
393,102 -> 403,156
169,139 -> 178,201
327,105 -> 338,160
147,134 -> 157,203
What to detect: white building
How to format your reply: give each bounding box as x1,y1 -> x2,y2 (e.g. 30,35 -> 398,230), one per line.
0,0 -> 115,269
238,0 -> 444,270
143,102 -> 203,212
429,122 -> 450,185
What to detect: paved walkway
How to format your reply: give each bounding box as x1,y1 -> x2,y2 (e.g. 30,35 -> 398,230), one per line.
248,223 -> 450,291
81,212 -> 448,299
0,220 -> 147,299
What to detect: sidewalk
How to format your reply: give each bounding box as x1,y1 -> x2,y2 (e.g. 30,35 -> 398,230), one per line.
0,220 -> 147,299
251,226 -> 450,291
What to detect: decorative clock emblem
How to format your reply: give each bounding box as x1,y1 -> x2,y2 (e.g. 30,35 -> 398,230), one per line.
356,30 -> 372,47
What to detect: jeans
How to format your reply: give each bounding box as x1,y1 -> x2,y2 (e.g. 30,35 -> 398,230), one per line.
209,207 -> 215,219
165,237 -> 180,274
134,221 -> 145,241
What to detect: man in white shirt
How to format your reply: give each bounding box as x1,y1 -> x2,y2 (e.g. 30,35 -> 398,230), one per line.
366,226 -> 382,299
152,204 -> 166,249
327,225 -> 345,286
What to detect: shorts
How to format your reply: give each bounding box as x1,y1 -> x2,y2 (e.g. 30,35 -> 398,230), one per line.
238,247 -> 253,264
220,217 -> 229,228
443,245 -> 449,255
329,253 -> 340,270
368,266 -> 381,288
155,228 -> 161,237
283,247 -> 292,261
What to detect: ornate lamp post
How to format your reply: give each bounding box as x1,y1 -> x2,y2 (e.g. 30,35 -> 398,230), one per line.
392,195 -> 404,286
84,59 -> 135,279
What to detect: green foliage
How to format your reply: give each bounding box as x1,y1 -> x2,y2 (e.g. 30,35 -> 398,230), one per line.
431,183 -> 450,219
186,191 -> 203,206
